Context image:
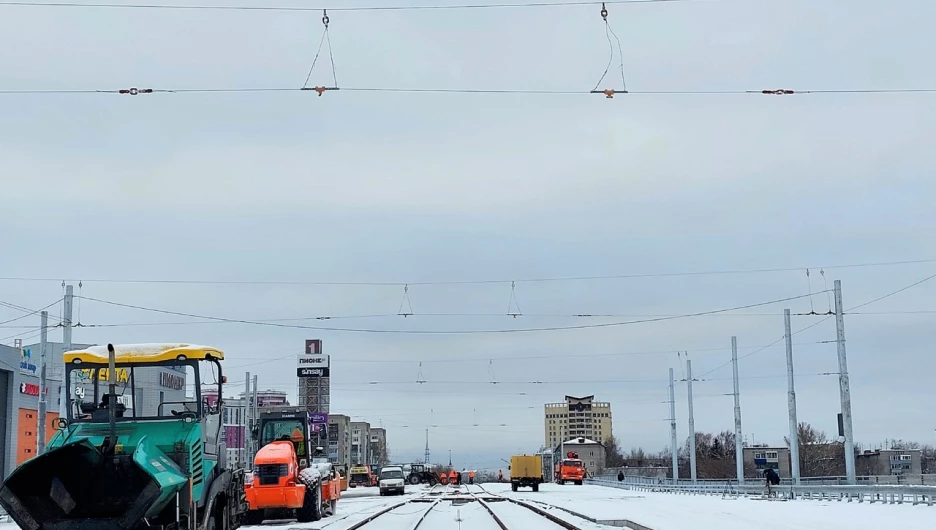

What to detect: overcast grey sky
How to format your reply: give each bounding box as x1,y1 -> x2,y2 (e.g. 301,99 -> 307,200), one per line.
1,0 -> 935,471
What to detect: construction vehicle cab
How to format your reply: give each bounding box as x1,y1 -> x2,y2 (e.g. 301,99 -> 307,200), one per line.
0,343 -> 247,530
555,450 -> 585,485
405,463 -> 438,486
244,408 -> 340,525
509,455 -> 543,492
334,464 -> 349,491
348,465 -> 376,488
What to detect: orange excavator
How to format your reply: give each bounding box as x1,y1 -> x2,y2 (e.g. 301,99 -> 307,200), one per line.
244,408 -> 341,525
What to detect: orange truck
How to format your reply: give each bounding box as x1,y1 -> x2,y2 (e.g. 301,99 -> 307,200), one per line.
244,409 -> 341,524
555,450 -> 586,485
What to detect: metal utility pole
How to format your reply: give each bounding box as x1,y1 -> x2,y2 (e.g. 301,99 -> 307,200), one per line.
784,309 -> 801,485
424,429 -> 430,464
250,375 -> 259,464
37,311 -> 49,455
668,368 -> 679,485
244,372 -> 251,467
60,285 -> 74,418
687,359 -> 697,484
834,280 -> 857,484
107,343 -> 117,452
731,336 -> 744,484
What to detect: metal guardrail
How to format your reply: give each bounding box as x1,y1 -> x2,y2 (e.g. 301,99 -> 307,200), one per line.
596,472 -> 936,487
587,477 -> 936,506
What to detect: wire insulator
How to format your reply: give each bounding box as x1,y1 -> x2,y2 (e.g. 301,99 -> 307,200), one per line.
600,2 -> 608,21
762,89 -> 795,95
118,88 -> 153,95
322,9 -> 329,27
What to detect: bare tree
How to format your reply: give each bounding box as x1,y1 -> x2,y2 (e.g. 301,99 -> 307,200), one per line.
785,422 -> 845,477
603,435 -> 625,467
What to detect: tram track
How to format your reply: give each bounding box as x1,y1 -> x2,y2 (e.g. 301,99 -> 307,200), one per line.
342,482 -> 587,530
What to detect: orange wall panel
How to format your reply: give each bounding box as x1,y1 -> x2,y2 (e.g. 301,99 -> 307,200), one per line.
16,409 -> 60,466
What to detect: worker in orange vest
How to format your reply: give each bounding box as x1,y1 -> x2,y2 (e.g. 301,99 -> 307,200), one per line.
468,470 -> 475,484
449,469 -> 457,485
439,471 -> 448,485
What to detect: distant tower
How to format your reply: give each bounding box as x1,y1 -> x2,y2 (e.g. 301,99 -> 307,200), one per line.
424,429 -> 431,464
448,450 -> 452,468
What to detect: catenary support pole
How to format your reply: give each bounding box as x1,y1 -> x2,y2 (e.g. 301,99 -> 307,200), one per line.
250,375 -> 259,464
244,371 -> 251,468
687,358 -> 697,484
785,309 -> 801,486
669,367 -> 679,485
731,336 -> 745,484
834,280 -> 857,484
60,285 -> 74,418
37,311 -> 48,455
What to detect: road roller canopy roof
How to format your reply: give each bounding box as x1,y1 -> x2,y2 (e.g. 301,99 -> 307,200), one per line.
64,343 -> 225,365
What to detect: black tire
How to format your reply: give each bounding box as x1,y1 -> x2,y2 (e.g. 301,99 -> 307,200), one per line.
532,483 -> 539,492
296,484 -> 323,523
428,477 -> 438,486
244,510 -> 264,526
511,483 -> 518,492
574,480 -> 582,486
408,474 -> 421,485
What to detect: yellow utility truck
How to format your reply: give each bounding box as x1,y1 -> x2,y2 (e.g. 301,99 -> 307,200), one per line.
509,454 -> 544,492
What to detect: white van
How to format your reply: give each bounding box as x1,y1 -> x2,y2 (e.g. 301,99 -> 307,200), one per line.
378,466 -> 406,496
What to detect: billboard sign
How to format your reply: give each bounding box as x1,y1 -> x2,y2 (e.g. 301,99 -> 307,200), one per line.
298,354 -> 329,368
19,348 -> 36,376
297,352 -> 330,378
305,339 -> 322,355
311,413 -> 328,424
297,367 -> 330,378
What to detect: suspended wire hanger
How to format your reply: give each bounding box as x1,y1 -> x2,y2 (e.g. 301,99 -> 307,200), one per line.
805,268 -> 818,315
75,280 -> 84,327
488,360 -> 499,384
416,361 -> 426,383
819,269 -> 834,314
506,280 -> 522,318
398,284 -> 414,317
301,9 -> 339,95
590,2 -> 628,98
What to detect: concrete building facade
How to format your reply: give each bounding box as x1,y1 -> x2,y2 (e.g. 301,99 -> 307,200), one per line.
1,343 -> 65,479
553,437 -> 607,476
544,395 -> 612,449
369,427 -> 388,468
328,414 -> 351,464
857,449 -> 923,476
350,421 -> 370,466
742,447 -> 791,478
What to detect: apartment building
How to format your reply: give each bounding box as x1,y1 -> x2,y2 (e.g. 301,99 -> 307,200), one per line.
544,395 -> 612,449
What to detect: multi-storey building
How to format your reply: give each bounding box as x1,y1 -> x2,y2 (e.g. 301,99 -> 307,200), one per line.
544,395 -> 612,449
369,427 -> 388,468
350,421 -> 370,466
328,414 -> 351,464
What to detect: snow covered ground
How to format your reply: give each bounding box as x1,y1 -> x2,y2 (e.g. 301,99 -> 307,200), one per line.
496,482 -> 935,530
2,482 -> 933,529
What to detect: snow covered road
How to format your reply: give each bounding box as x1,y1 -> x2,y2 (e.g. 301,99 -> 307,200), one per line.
2,482 -> 933,529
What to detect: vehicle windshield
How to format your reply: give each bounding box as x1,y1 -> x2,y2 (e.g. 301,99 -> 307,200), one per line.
381,469 -> 404,479
562,460 -> 583,467
260,419 -> 307,459
66,361 -> 202,422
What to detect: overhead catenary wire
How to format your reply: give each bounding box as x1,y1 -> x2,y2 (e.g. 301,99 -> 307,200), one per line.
75,291 -> 825,334
1,257 -> 933,286
0,0 -> 740,13
0,298 -> 64,326
695,271 -> 936,378
2,86 -> 935,97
